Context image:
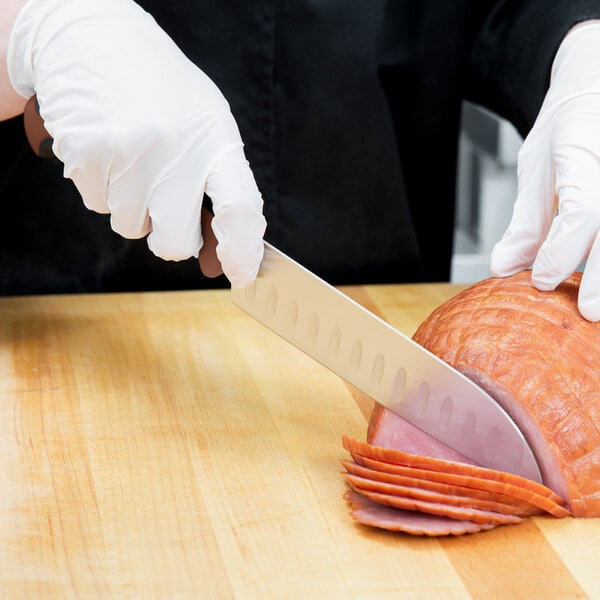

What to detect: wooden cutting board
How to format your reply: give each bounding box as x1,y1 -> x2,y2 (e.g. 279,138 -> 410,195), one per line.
0,284 -> 599,599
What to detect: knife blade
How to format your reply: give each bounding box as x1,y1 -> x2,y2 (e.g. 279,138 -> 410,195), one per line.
231,242 -> 542,483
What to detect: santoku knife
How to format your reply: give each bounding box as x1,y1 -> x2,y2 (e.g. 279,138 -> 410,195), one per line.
231,242 -> 542,483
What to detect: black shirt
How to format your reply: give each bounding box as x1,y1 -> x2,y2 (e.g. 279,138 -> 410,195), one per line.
1,0 -> 599,294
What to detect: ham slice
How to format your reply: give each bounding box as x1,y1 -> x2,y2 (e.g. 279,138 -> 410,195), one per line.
342,272 -> 600,534
345,490 -> 497,536
349,487 -> 525,525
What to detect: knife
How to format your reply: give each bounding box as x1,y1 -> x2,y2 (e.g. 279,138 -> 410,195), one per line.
232,243 -> 542,483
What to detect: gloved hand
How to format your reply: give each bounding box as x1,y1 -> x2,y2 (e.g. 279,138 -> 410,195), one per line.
7,0 -> 266,287
490,21 -> 600,321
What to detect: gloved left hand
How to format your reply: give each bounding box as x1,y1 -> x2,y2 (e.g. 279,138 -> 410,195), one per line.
7,0 -> 266,287
490,21 -> 600,321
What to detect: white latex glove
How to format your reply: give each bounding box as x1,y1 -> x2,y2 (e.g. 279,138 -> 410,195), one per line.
7,0 -> 266,287
490,21 -> 600,321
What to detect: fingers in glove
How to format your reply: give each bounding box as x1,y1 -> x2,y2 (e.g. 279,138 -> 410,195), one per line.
490,142 -> 557,277
531,121 -> 600,292
144,145 -> 207,260
205,146 -> 266,288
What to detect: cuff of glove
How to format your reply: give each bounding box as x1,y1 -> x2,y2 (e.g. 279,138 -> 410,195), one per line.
6,0 -> 50,98
7,0 -> 147,100
551,19 -> 600,88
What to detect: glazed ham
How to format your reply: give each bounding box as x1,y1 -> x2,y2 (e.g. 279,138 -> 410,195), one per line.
343,271 -> 600,535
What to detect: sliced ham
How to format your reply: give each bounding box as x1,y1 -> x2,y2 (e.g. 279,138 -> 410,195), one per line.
342,460 -> 544,516
344,454 -> 566,517
345,490 -> 497,536
343,471 -> 534,516
341,272 -> 600,535
343,436 -> 567,510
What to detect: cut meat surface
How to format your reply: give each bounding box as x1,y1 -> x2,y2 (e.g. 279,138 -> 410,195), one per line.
366,403 -> 478,464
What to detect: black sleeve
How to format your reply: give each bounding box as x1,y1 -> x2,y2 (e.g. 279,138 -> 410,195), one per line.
467,0 -> 600,137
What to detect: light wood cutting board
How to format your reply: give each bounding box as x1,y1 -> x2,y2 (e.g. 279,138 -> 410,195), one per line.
0,284 -> 599,599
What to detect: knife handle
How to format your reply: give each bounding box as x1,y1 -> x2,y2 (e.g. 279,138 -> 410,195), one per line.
22,95 -> 223,279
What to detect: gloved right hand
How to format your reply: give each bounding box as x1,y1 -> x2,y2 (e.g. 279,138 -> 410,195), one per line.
8,0 -> 266,287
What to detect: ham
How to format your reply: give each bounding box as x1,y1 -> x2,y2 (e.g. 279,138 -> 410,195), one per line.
345,490 -> 497,536
342,272 -> 600,535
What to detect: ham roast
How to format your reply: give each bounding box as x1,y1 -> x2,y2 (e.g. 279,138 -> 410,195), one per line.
342,271 -> 600,535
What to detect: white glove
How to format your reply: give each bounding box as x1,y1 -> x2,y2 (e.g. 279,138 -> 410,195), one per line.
490,21 -> 600,321
7,0 -> 266,287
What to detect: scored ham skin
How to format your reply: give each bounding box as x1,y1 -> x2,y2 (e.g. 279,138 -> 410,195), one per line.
407,271 -> 600,517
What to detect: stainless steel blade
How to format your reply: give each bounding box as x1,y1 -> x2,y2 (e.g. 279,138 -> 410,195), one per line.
231,242 -> 542,483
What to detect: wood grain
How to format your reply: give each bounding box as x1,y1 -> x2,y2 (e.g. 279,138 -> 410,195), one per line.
0,285 -> 598,599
